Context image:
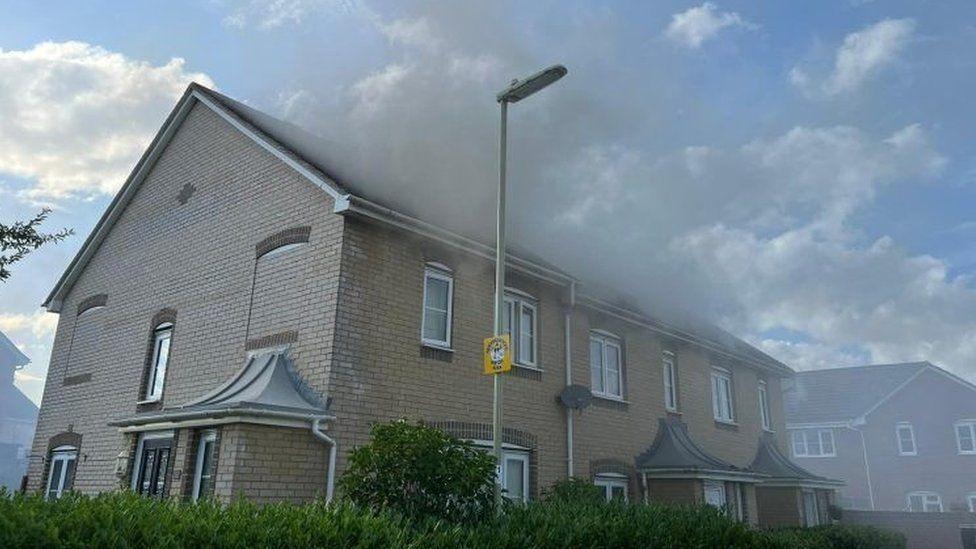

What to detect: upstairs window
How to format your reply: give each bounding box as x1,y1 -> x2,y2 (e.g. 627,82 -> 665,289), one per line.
896,422 -> 917,455
906,491 -> 942,513
791,429 -> 836,458
956,421 -> 976,455
663,352 -> 678,412
711,368 -> 735,422
45,446 -> 77,500
758,380 -> 771,431
968,494 -> 976,513
145,323 -> 172,401
589,332 -> 623,399
421,266 -> 453,349
503,293 -> 537,368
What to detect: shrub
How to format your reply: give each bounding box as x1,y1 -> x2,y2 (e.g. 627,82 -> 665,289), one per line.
337,420 -> 496,523
543,477 -> 605,505
0,490 -> 906,549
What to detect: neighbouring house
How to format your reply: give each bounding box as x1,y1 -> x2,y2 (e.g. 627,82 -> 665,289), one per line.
0,329 -> 38,491
28,82 -> 838,526
784,362 -> 976,513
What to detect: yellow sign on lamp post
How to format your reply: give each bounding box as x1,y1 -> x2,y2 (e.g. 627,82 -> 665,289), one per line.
483,334 -> 512,375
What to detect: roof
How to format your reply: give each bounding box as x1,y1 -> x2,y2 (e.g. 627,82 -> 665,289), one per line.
784,362 -> 974,424
636,416 -> 762,480
44,82 -> 790,377
111,349 -> 330,429
0,383 -> 38,422
0,330 -> 29,369
749,433 -> 842,487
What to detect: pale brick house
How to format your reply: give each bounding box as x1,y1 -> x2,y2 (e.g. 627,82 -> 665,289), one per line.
1,330 -> 37,491
29,83 -> 837,526
784,362 -> 976,513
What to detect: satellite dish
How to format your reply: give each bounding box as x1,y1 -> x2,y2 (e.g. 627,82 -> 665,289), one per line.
558,384 -> 593,410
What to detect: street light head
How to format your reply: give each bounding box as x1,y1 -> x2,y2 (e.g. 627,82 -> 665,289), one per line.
497,64 -> 567,103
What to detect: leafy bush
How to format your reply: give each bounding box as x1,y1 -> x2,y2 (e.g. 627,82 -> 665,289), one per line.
337,420 -> 496,522
0,490 -> 905,549
543,477 -> 605,505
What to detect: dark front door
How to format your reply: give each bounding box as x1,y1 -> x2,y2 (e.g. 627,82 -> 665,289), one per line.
136,437 -> 172,498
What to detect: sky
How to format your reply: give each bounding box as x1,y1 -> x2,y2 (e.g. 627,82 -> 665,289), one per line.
1,0 -> 975,405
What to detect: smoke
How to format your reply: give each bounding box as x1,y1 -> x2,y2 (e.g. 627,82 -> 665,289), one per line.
231,1 -> 973,376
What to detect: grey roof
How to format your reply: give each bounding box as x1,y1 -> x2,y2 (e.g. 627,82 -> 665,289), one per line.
112,350 -> 329,427
749,433 -> 842,486
784,362 -> 931,424
636,416 -> 756,477
0,330 -> 30,370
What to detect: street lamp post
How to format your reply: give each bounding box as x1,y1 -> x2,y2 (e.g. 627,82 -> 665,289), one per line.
492,64 -> 567,508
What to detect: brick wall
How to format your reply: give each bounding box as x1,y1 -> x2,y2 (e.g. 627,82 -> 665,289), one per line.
842,510 -> 973,549
28,102 -> 343,494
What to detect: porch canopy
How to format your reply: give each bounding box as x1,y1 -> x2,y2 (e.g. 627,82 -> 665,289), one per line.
636,417 -> 766,483
110,350 -> 332,432
748,433 -> 844,488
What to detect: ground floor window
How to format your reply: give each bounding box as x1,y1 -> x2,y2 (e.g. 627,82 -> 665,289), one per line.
802,489 -> 820,526
45,446 -> 77,500
499,450 -> 529,503
192,430 -> 217,501
131,431 -> 174,498
906,491 -> 943,512
594,474 -> 628,502
703,480 -> 747,521
968,493 -> 976,513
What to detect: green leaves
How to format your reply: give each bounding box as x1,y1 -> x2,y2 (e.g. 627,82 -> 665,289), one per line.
0,208 -> 73,282
337,420 -> 496,523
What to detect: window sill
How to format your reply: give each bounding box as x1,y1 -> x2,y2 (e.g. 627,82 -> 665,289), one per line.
713,418 -> 738,427
421,342 -> 454,353
591,393 -> 627,404
136,398 -> 161,406
762,427 -> 776,434
513,363 -> 542,372
898,453 -> 918,457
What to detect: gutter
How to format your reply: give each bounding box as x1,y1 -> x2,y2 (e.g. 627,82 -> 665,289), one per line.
311,418 -> 338,503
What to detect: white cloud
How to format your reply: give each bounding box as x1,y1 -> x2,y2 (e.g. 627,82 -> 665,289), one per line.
222,0 -> 353,29
0,41 -> 213,202
664,3 -> 757,49
792,18 -> 916,96
0,310 -> 58,404
0,310 -> 58,341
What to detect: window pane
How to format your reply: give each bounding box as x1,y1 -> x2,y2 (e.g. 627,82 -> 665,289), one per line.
809,431 -> 822,455
423,309 -> 448,341
425,277 -> 449,310
502,300 -> 514,338
958,425 -> 975,452
151,334 -> 170,397
664,362 -> 676,410
139,450 -> 156,494
590,340 -> 604,392
605,345 -> 620,396
63,456 -> 76,492
792,431 -> 805,456
154,448 -> 170,497
820,430 -> 834,455
908,495 -> 923,512
610,485 -> 626,501
47,459 -> 64,499
519,306 -> 534,364
504,458 -> 525,501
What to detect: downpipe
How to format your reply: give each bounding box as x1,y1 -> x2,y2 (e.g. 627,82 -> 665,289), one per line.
311,418 -> 338,503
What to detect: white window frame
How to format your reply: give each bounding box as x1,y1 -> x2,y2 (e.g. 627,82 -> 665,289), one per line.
906,491 -> 943,513
967,494 -> 976,513
191,430 -> 217,501
711,368 -> 735,423
802,489 -> 820,526
45,445 -> 77,500
589,332 -> 623,400
663,352 -> 678,412
499,450 -> 530,503
420,266 -> 454,349
503,292 -> 538,368
956,421 -> 976,455
144,323 -> 173,402
791,429 -> 836,458
758,380 -> 771,431
594,473 -> 629,502
703,479 -> 727,507
896,422 -> 917,456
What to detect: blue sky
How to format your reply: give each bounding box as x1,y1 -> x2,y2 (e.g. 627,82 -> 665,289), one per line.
1,0 -> 975,404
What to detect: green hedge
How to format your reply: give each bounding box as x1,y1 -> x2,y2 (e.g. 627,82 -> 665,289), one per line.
0,491 -> 903,549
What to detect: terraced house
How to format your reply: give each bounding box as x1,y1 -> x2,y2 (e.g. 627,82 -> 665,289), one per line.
28,83 -> 839,527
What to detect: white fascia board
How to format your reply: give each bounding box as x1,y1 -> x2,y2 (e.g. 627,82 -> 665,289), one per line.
786,422 -> 852,430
